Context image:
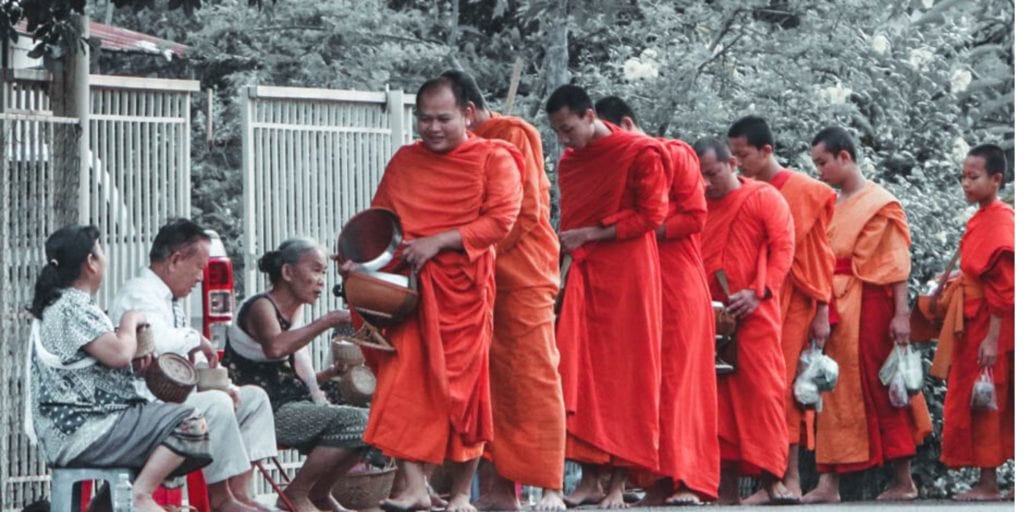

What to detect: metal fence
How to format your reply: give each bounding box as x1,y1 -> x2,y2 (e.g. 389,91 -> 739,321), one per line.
240,85 -> 415,485
0,71 -> 196,512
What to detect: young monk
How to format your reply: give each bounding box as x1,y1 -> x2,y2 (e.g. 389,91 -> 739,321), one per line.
727,116 -> 836,501
594,96 -> 719,506
803,126 -> 931,503
930,144 -> 1014,501
546,84 -> 667,508
439,70 -> 567,511
694,138 -> 796,505
359,76 -> 523,512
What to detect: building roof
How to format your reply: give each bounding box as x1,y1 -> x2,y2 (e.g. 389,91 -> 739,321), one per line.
16,19 -> 187,60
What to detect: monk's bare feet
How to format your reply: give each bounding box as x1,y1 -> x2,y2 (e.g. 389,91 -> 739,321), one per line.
473,492 -> 520,511
564,485 -> 604,507
429,484 -> 449,508
535,489 -> 567,511
764,479 -> 799,505
636,479 -> 673,507
739,488 -> 769,506
596,489 -> 628,509
876,482 -> 918,501
953,485 -> 1002,502
665,486 -> 701,506
799,485 -> 840,504
446,493 -> 477,512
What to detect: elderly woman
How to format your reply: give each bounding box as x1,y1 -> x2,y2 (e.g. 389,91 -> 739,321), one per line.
27,225 -> 211,512
223,238 -> 368,512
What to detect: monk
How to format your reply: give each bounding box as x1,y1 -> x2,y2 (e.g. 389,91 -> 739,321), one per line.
359,77 -> 523,512
931,144 -> 1013,501
694,137 -> 796,505
546,84 -> 667,508
726,115 -> 835,501
594,96 -> 719,505
438,70 -> 566,511
803,126 -> 931,503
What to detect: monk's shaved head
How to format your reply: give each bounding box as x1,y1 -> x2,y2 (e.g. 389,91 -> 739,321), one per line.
416,76 -> 471,112
545,84 -> 592,117
811,126 -> 858,163
727,115 -> 774,149
694,137 -> 731,162
967,144 -> 1007,178
440,70 -> 487,111
594,96 -> 638,126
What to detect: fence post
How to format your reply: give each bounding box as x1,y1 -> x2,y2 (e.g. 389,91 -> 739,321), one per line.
240,86 -> 257,297
49,15 -> 90,226
387,89 -> 405,156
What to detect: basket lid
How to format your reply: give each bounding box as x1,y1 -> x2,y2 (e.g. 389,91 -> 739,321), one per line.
157,353 -> 197,385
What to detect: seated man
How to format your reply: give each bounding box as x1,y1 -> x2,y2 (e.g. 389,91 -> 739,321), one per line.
109,219 -> 278,512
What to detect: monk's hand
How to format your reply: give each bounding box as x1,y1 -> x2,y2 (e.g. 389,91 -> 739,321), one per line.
337,259 -> 359,277
810,304 -> 830,348
402,235 -> 446,271
726,289 -> 760,318
889,310 -> 911,346
559,227 -> 596,252
978,334 -> 998,368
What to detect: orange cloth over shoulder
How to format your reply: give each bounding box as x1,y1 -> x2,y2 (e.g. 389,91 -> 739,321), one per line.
363,135 -> 523,464
557,122 -> 667,472
702,177 -> 794,478
940,200 -> 1014,469
473,114 -> 565,489
817,181 -> 931,466
649,138 -> 719,499
768,170 -> 836,448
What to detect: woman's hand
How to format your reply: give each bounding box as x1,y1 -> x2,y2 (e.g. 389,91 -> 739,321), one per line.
978,334 -> 999,368
328,309 -> 352,327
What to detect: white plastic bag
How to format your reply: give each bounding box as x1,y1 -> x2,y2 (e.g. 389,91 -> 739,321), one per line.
970,367 -> 998,411
879,345 -> 924,394
793,345 -> 840,411
888,371 -> 910,408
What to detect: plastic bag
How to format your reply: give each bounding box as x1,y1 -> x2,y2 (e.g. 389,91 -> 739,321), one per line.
793,345 -> 840,410
970,368 -> 998,411
879,345 -> 924,394
888,371 -> 910,408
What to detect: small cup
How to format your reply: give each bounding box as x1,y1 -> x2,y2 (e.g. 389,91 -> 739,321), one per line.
135,323 -> 155,359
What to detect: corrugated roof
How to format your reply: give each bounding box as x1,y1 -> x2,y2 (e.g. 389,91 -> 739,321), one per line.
15,19 -> 187,59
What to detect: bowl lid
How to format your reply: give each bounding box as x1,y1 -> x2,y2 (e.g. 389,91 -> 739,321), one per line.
338,208 -> 402,270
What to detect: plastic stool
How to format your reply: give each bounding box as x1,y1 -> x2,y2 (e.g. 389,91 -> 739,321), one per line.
50,467 -> 135,512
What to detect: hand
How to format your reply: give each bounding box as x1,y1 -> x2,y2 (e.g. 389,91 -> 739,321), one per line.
726,289 -> 761,318
337,258 -> 359,277
889,310 -> 911,346
328,309 -> 352,327
131,353 -> 154,374
978,334 -> 998,368
223,384 -> 241,410
402,235 -> 446,271
312,390 -> 330,406
558,227 -> 597,252
810,305 -> 831,348
119,310 -> 146,333
198,337 -> 220,367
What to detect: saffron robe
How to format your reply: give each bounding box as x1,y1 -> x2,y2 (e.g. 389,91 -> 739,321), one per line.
940,200 -> 1014,469
769,170 -> 836,449
474,114 -> 565,488
651,138 -> 719,499
702,178 -> 794,478
816,181 -> 931,470
557,122 -> 668,472
363,135 -> 523,464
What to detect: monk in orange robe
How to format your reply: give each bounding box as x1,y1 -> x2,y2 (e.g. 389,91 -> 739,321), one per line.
694,137 -> 796,505
931,144 -> 1013,501
726,116 -> 835,501
546,85 -> 667,508
439,70 -> 566,511
360,77 -> 523,512
595,96 -> 719,505
803,126 -> 931,504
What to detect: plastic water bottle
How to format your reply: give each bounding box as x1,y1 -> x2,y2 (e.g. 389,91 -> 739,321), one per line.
111,473 -> 133,511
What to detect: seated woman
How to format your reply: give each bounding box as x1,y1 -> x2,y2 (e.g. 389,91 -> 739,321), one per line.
223,238 -> 368,512
28,225 -> 211,512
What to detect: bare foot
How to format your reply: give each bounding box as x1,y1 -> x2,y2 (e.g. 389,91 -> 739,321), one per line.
236,494 -> 275,512
765,479 -> 799,505
429,484 -> 449,508
876,482 -> 918,501
381,494 -> 433,512
596,488 -> 628,509
665,487 -> 701,506
474,493 -> 520,511
800,485 -> 840,504
564,485 -> 604,508
953,485 -> 1002,502
278,495 -> 322,512
535,489 -> 566,511
636,479 -> 672,507
446,494 -> 478,512
131,493 -> 167,512
740,488 -> 769,506
212,497 -> 261,512
311,494 -> 354,512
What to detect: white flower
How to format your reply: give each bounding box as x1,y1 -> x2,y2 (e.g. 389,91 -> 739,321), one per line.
934,230 -> 948,245
623,58 -> 659,81
950,69 -> 973,93
951,137 -> 970,162
921,0 -> 934,8
871,34 -> 891,56
818,82 -> 852,105
908,47 -> 935,70
640,48 -> 658,62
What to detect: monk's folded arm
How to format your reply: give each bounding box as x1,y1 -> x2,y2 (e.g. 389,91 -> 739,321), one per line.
460,148 -> 524,261
605,146 -> 669,240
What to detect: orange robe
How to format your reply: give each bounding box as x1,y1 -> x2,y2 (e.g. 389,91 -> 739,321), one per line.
816,181 -> 931,472
363,135 -> 523,464
703,177 -> 794,478
650,138 -> 719,499
473,114 -> 565,489
769,170 -> 836,449
557,122 -> 668,472
939,200 -> 1014,469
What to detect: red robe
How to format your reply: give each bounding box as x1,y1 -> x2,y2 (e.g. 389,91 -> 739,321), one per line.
769,170 -> 836,449
473,114 -> 565,489
363,135 -> 523,464
557,122 -> 668,472
940,200 -> 1014,468
650,138 -> 719,499
702,177 -> 794,478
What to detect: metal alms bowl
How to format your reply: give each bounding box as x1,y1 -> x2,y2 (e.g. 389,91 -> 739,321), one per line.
338,208 -> 403,272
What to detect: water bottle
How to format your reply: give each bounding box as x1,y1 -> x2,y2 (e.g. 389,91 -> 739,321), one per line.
111,473 -> 133,511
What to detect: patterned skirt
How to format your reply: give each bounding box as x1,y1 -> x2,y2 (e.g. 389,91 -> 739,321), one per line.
274,401 -> 369,455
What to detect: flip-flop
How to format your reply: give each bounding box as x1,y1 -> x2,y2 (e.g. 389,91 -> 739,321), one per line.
768,493 -> 800,506
380,500 -> 431,512
664,494 -> 702,506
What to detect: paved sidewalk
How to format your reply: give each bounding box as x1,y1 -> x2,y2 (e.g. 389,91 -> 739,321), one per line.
621,501 -> 1013,511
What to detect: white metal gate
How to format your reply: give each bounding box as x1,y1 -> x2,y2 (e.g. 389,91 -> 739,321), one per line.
0,71 -> 196,512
